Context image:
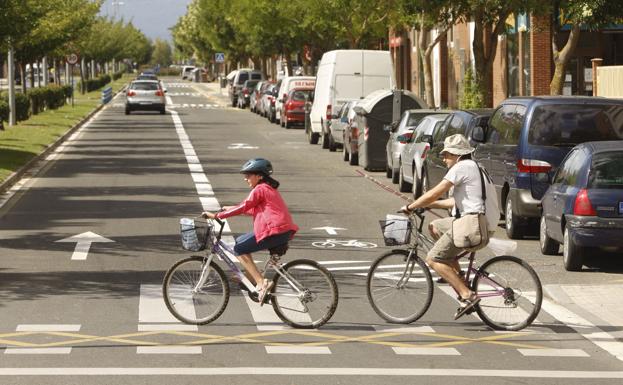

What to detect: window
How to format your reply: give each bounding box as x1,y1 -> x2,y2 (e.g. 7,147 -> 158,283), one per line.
446,115 -> 466,136
554,149 -> 585,186
291,90 -> 312,101
529,104 -> 623,146
589,151 -> 623,189
131,82 -> 159,90
488,105 -> 515,144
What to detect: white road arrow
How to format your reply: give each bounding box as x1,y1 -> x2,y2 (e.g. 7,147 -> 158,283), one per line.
312,226 -> 347,235
56,232 -> 114,261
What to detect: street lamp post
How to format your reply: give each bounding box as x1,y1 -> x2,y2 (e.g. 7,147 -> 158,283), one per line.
8,44 -> 16,126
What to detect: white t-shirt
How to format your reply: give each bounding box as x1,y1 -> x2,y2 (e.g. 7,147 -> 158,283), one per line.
444,160 -> 485,217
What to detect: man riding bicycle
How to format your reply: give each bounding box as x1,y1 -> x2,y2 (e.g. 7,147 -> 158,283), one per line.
401,134 -> 494,319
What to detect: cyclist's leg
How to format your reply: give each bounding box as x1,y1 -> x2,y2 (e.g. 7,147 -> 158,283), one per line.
234,233 -> 264,286
426,218 -> 471,299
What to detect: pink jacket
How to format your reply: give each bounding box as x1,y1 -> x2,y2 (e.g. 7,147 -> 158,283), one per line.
215,183 -> 298,242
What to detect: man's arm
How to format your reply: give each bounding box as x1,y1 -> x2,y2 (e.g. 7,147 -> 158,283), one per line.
405,179 -> 454,211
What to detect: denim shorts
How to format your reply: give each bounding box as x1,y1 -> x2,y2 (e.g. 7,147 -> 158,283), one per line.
233,231 -> 293,256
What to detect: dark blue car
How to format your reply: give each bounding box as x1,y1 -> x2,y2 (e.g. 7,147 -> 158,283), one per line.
539,141 -> 623,271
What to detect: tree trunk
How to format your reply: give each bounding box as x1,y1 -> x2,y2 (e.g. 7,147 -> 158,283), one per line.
419,27 -> 434,107
550,24 -> 580,95
19,63 -> 26,93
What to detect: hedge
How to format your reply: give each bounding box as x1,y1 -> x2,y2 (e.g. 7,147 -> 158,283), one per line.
112,70 -> 124,81
78,74 -> 112,93
0,99 -> 8,124
27,85 -> 72,115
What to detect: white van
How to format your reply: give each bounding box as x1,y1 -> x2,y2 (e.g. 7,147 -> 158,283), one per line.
308,50 -> 395,145
275,76 -> 316,124
181,65 -> 196,79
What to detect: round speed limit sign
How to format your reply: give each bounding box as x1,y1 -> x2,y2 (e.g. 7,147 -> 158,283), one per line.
66,53 -> 79,65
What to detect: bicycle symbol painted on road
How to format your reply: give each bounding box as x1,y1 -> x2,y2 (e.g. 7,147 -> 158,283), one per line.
312,239 -> 378,249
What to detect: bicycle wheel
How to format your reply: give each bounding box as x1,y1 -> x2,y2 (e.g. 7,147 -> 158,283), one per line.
472,255 -> 542,331
366,249 -> 433,324
163,256 -> 230,325
271,259 -> 338,329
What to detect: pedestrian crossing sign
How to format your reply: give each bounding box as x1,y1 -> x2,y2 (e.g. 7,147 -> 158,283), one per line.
215,53 -> 225,63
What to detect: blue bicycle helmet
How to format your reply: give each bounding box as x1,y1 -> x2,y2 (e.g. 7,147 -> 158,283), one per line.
240,158 -> 273,175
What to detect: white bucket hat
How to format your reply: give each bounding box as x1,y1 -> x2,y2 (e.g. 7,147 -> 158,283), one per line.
440,134 -> 475,156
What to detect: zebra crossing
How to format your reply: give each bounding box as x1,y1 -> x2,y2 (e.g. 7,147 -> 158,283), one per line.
1,260 -> 616,361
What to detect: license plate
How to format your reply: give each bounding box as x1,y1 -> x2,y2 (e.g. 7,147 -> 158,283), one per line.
619,202 -> 623,215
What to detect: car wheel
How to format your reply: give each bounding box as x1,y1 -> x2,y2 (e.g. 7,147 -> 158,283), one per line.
160,107 -> 166,115
321,126 -> 330,149
391,163 -> 400,184
125,108 -> 130,115
385,162 -> 392,178
281,113 -> 285,127
563,227 -> 583,271
539,216 -> 559,255
505,195 -> 525,239
307,127 -> 319,145
343,142 -> 350,162
231,99 -> 236,107
398,163 -> 412,193
284,117 -> 290,129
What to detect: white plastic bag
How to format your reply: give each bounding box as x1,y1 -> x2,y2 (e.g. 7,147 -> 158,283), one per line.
486,237 -> 517,256
180,217 -> 201,251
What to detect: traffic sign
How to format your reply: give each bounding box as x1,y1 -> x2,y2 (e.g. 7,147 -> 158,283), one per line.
215,53 -> 225,63
66,53 -> 79,65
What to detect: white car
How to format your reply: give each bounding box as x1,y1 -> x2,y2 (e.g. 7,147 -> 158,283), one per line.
397,114 -> 448,197
276,76 -> 315,125
125,80 -> 166,115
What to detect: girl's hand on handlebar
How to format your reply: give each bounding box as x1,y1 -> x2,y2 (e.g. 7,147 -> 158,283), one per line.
201,211 -> 216,219
399,205 -> 412,214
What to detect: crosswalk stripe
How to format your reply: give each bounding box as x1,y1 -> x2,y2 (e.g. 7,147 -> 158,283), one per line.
265,346 -> 331,354
137,346 -> 202,354
518,348 -> 589,357
393,347 -> 460,355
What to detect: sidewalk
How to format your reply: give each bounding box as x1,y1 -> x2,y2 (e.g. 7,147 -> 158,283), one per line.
189,81 -> 231,108
545,283 -> 623,328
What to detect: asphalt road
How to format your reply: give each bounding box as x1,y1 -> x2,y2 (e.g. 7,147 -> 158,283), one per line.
0,78 -> 622,384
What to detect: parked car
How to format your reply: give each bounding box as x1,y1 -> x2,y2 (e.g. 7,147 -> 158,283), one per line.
259,84 -> 278,120
309,49 -> 396,145
282,88 -> 313,128
328,100 -> 357,152
472,96 -> 623,239
181,65 -> 195,80
396,114 -> 449,196
276,76 -> 315,126
351,89 -> 427,171
236,79 -> 260,109
227,69 -> 264,107
125,80 -> 166,115
422,108 -> 493,196
137,73 -> 158,81
251,81 -> 269,114
386,109 -> 450,184
539,141 -> 623,271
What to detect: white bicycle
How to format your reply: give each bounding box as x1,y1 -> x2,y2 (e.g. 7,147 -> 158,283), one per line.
312,239 -> 377,249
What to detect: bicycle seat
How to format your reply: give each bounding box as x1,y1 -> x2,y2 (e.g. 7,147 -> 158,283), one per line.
269,243 -> 289,257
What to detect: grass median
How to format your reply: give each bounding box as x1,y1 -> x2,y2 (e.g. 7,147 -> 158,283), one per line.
0,74 -> 130,185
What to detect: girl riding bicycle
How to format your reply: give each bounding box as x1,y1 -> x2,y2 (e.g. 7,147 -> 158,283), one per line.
202,158 -> 298,304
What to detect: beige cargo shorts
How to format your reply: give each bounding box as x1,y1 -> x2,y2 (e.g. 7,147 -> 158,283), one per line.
427,216 -> 492,262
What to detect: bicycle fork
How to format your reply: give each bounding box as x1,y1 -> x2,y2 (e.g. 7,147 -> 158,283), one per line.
192,254 -> 214,294
396,250 -> 418,289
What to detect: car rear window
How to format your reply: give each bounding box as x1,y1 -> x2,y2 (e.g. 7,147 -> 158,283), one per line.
290,89 -> 312,101
589,151 -> 623,189
529,104 -> 623,146
131,82 -> 159,90
238,73 -> 249,84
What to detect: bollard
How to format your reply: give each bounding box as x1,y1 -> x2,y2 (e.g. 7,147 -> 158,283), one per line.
101,86 -> 113,104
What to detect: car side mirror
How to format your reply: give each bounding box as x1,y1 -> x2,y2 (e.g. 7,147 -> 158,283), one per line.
420,134 -> 433,145
341,116 -> 348,123
383,124 -> 392,132
472,126 -> 485,142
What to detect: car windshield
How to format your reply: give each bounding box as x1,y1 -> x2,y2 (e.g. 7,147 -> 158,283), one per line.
290,90 -> 312,101
131,82 -> 159,91
529,104 -> 623,146
137,75 -> 157,80
589,151 -> 623,189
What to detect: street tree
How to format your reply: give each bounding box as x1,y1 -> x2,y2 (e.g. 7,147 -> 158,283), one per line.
544,0 -> 623,95
151,39 -> 172,67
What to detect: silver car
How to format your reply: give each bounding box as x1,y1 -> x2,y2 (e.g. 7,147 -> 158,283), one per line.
125,80 -> 166,115
397,114 -> 448,197
328,100 -> 357,152
386,109 -> 449,183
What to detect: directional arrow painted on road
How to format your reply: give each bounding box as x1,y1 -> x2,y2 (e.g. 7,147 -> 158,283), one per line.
312,227 -> 347,235
56,232 -> 114,261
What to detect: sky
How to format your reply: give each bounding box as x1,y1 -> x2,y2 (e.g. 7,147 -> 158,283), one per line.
99,0 -> 193,42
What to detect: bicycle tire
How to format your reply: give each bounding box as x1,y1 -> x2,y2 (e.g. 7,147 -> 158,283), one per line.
366,249 -> 433,324
271,259 -> 338,329
162,256 -> 230,325
472,255 -> 542,331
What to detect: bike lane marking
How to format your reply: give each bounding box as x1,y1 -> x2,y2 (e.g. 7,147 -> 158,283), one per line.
4,325 -> 81,355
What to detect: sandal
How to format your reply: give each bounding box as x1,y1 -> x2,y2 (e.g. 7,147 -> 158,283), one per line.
454,293 -> 480,320
257,279 -> 274,306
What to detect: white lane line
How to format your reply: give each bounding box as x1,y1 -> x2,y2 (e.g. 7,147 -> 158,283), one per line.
137,346 -> 202,354
195,183 -> 214,196
393,347 -> 460,355
373,326 -> 435,333
518,348 -> 589,357
265,346 -> 331,354
6,324 -> 81,355
242,292 -> 286,331
540,297 -> 623,361
4,348 -> 72,355
191,173 -> 208,183
16,324 -> 81,332
138,284 -> 196,328
317,260 -> 368,265
2,367 -> 622,377
199,196 -> 221,211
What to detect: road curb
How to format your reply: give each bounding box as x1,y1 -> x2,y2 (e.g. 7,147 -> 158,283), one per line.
0,86 -> 126,195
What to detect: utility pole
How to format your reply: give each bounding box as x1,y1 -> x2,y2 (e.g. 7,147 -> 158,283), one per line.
8,43 -> 16,126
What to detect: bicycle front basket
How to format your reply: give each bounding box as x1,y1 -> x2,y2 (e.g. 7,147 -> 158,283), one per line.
379,214 -> 412,246
179,218 -> 211,251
